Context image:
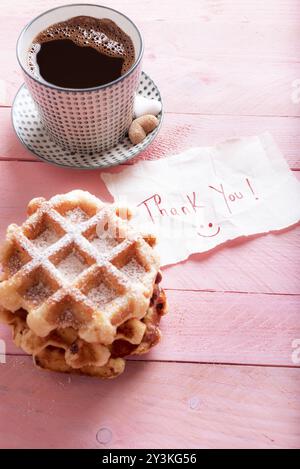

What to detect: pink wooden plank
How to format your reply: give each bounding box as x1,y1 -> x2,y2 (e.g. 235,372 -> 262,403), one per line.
2,0 -> 300,57
149,58 -> 300,116
0,161 -> 299,295
164,226 -> 300,294
1,290 -> 299,367
1,107 -> 300,168
0,357 -> 299,449
2,53 -> 300,117
2,6 -> 300,63
1,1 -> 300,115
3,0 -> 300,24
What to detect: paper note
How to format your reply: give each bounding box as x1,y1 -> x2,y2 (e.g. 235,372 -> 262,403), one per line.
102,133 -> 300,266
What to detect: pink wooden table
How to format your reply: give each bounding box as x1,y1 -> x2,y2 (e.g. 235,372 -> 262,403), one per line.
0,0 -> 300,449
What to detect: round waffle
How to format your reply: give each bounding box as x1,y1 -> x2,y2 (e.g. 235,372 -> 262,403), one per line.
0,191 -> 167,378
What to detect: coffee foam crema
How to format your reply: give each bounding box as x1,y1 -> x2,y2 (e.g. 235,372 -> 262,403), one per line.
28,16 -> 136,81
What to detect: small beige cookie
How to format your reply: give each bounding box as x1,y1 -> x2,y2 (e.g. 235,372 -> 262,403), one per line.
128,115 -> 159,145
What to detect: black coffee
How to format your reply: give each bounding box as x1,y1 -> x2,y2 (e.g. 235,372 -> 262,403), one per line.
28,16 -> 135,88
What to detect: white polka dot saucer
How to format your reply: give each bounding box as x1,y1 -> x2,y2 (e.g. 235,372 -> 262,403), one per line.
12,71 -> 163,169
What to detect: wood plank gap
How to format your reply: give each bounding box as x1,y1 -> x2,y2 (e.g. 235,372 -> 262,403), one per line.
165,111 -> 300,118
1,102 -> 300,120
129,358 -> 300,369
0,158 -> 41,163
0,160 -> 299,172
163,288 -> 300,296
2,354 -> 299,370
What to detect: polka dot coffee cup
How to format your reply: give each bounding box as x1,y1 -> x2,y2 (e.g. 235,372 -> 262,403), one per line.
16,4 -> 144,154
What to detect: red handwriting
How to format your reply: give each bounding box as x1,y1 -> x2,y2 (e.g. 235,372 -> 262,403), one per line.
246,178 -> 259,200
197,223 -> 221,238
138,191 -> 204,223
137,179 -> 259,222
209,183 -> 232,214
209,178 -> 258,215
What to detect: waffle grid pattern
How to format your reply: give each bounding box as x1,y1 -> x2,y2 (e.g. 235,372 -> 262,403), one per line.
0,191 -> 166,378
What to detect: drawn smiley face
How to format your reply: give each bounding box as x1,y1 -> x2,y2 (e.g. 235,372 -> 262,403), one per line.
197,222 -> 220,238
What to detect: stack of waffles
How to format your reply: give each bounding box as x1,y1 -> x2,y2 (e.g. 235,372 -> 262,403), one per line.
0,191 -> 167,379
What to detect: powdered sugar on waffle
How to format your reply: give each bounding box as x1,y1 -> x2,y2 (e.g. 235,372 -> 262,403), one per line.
121,259 -> 146,282
0,191 -> 160,349
24,281 -> 52,306
59,308 -> 81,328
87,283 -> 117,308
32,229 -> 59,249
8,254 -> 23,275
65,208 -> 89,224
57,252 -> 88,281
91,235 -> 119,253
